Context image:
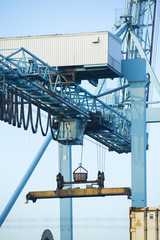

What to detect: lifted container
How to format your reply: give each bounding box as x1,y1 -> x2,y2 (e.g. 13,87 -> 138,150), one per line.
130,207 -> 160,240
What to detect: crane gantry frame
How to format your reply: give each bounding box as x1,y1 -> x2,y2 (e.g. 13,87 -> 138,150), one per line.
0,1 -> 160,240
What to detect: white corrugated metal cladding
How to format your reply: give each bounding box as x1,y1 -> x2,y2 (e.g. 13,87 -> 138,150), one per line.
0,32 -> 121,73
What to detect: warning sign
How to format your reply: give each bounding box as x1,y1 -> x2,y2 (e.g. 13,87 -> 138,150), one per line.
136,220 -> 142,226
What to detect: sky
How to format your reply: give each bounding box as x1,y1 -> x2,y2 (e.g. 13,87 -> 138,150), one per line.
0,1 -> 160,240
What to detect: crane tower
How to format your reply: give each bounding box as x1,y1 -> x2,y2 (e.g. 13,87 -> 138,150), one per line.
0,0 -> 160,239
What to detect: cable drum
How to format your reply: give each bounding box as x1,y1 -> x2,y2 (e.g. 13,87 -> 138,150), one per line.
41,229 -> 54,240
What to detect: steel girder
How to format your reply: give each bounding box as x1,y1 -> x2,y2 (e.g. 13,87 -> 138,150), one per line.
26,187 -> 131,201
0,48 -> 131,153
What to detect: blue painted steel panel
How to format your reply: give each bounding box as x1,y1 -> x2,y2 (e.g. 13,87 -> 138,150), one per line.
122,59 -> 147,207
121,59 -> 146,82
59,144 -> 73,240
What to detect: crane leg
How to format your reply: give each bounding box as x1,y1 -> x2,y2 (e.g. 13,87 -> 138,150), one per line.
0,133 -> 52,227
59,143 -> 73,240
122,59 -> 147,207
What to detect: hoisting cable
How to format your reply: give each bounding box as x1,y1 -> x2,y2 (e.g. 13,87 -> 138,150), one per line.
97,142 -> 101,171
80,144 -> 84,170
101,143 -> 104,172
102,144 -> 106,173
97,142 -> 106,173
103,146 -> 106,173
97,142 -> 99,171
99,143 -> 102,171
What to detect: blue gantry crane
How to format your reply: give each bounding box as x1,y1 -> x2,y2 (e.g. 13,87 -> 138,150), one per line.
0,0 -> 160,239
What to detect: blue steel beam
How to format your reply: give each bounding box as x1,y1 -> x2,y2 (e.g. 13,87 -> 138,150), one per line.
59,144 -> 73,240
129,29 -> 160,96
0,132 -> 52,227
0,48 -> 131,153
111,0 -> 157,109
115,22 -> 129,38
95,84 -> 130,98
122,59 -> 147,207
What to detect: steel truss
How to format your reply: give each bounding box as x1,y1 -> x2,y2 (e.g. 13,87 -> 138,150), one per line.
0,0 -> 159,231
111,0 -> 157,108
0,48 -> 131,153
113,0 -> 158,208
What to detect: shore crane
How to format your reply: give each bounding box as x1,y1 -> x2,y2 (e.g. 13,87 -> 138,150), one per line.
0,0 -> 160,239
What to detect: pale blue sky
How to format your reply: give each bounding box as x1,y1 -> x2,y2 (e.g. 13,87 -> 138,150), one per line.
0,0 -> 122,37
0,1 -> 160,240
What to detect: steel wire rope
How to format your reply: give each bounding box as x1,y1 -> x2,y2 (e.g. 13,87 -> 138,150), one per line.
96,142 -> 106,173
99,143 -> 101,171
101,143 -> 104,173
102,143 -> 106,174
103,146 -> 106,174
102,143 -> 104,172
79,144 -> 84,171
84,136 -> 109,149
96,142 -> 100,171
97,142 -> 102,172
81,144 -> 83,165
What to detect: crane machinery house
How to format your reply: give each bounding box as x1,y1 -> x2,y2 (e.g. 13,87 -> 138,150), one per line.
0,31 -> 121,86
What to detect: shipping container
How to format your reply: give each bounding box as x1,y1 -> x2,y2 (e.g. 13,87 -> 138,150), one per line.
130,207 -> 160,240
0,32 -> 121,83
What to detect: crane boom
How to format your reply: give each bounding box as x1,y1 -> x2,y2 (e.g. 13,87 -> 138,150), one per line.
0,48 -> 131,153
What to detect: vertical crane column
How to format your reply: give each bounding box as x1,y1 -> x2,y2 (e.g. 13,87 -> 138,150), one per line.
130,78 -> 147,207
59,143 -> 73,240
122,59 -> 147,207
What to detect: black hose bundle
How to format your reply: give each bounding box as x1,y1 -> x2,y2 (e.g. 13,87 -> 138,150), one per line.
0,88 -> 52,137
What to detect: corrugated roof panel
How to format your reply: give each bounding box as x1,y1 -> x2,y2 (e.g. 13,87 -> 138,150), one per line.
0,32 -> 121,73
